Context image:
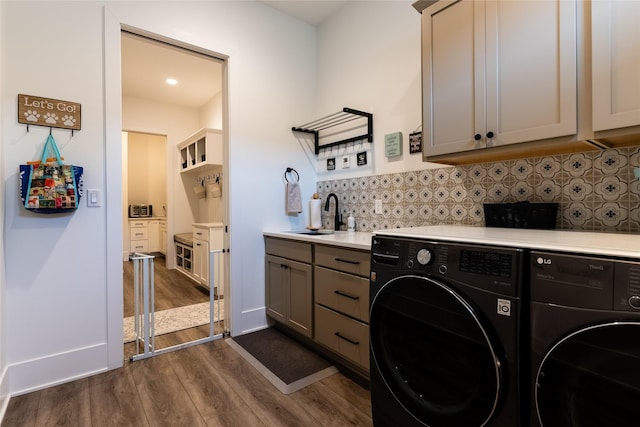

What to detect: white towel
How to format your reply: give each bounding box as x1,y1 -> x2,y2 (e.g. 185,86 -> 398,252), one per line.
286,182 -> 302,214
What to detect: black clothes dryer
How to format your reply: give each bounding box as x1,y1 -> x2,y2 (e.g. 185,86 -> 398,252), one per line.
369,236 -> 528,427
530,251 -> 640,427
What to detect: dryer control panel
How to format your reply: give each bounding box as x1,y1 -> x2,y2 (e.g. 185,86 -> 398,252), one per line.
531,251 -> 640,312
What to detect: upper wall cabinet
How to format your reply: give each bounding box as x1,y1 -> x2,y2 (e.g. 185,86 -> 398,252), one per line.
178,128 -> 223,173
421,0 -> 577,160
592,1 -> 640,132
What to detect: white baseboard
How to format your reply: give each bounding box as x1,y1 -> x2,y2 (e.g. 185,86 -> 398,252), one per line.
9,343 -> 109,396
235,306 -> 268,336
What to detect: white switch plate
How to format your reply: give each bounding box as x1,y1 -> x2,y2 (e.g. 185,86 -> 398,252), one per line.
375,199 -> 383,214
87,189 -> 101,207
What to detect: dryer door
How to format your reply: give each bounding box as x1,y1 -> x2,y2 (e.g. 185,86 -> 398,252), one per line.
370,275 -> 504,426
536,322 -> 640,427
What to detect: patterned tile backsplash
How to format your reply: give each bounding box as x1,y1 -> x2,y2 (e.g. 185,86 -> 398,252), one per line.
317,146 -> 640,233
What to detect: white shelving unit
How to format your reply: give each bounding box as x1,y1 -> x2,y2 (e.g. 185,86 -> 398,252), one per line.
178,128 -> 223,174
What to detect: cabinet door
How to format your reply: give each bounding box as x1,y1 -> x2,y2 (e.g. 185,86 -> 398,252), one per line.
265,255 -> 287,323
423,0 -> 485,157
193,238 -> 208,285
148,220 -> 160,252
287,260 -> 313,337
422,0 -> 576,158
485,0 -> 576,146
592,0 -> 640,131
160,222 -> 167,255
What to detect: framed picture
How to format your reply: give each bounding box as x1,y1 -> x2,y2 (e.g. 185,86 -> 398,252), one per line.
409,131 -> 422,154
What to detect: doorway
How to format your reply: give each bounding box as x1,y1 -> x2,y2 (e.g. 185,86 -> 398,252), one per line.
120,29 -> 229,359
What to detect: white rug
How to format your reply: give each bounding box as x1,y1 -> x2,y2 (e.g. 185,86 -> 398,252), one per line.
123,301 -> 224,343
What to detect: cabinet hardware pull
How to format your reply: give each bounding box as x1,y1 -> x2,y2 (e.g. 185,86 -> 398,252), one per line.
486,131 -> 494,139
334,290 -> 359,300
335,257 -> 360,265
280,264 -> 289,269
334,332 -> 359,345
474,134 -> 481,141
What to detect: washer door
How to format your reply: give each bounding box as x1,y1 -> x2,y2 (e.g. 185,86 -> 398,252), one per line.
370,275 -> 503,426
536,322 -> 640,427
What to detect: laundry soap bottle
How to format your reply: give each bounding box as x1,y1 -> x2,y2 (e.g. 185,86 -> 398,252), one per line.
309,193 -> 322,229
347,212 -> 356,231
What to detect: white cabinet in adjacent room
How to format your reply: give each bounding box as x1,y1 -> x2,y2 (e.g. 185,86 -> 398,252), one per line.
129,220 -> 149,253
159,220 -> 167,255
192,223 -> 225,293
592,0 -> 640,132
178,128 -> 223,173
421,0 -> 577,159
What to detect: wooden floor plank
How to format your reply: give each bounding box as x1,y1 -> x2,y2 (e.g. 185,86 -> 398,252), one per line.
197,341 -> 321,427
128,356 -> 206,426
34,378 -> 91,427
290,380 -> 373,426
2,390 -> 40,427
87,365 -> 150,426
166,342 -> 265,426
320,373 -> 373,418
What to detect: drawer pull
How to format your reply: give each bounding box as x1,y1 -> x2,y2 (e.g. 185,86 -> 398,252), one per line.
334,332 -> 359,345
334,290 -> 359,300
280,264 -> 289,269
335,257 -> 360,265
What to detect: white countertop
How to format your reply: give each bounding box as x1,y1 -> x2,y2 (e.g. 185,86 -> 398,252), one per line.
374,225 -> 640,259
263,230 -> 373,251
193,222 -> 224,228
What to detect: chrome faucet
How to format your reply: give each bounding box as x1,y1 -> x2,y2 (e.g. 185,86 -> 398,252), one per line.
324,193 -> 343,231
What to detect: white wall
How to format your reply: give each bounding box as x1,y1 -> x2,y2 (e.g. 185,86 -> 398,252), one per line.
0,0 -> 427,397
316,1 -> 439,180
2,0 -> 317,395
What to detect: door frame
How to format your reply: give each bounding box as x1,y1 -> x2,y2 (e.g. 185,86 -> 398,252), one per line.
104,9 -> 231,369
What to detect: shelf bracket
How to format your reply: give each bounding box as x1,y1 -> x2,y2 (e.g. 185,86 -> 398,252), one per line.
292,107 -> 373,155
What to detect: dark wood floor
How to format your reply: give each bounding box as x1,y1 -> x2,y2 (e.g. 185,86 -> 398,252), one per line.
2,327 -> 373,427
3,255 -> 373,426
123,255 -> 211,317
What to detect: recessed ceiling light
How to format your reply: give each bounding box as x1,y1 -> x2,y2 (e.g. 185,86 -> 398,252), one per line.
166,78 -> 178,85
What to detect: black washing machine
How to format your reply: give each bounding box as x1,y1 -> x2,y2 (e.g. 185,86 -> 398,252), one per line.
531,251 -> 640,427
369,236 -> 529,427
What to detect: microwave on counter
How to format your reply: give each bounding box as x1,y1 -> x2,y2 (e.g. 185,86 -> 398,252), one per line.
129,204 -> 152,218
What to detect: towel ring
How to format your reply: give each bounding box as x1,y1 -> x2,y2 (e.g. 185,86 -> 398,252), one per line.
284,167 -> 299,183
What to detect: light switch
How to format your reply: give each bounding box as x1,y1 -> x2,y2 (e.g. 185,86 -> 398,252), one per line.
87,189 -> 101,207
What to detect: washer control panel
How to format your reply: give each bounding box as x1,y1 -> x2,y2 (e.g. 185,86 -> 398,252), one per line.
371,236 -> 523,296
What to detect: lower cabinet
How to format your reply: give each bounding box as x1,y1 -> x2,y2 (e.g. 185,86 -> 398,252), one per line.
314,246 -> 371,373
264,236 -> 371,376
315,305 -> 369,371
265,238 -> 313,338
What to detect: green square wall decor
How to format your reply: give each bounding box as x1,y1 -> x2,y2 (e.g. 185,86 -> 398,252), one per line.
384,132 -> 402,157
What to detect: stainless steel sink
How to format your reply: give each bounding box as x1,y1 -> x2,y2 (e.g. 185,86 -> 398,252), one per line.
286,229 -> 335,235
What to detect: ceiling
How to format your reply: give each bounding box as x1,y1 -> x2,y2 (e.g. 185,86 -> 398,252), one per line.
121,32 -> 223,109
261,1 -> 347,25
121,2 -> 345,109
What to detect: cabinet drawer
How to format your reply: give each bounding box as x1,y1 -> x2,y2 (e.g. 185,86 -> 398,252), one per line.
130,240 -> 149,252
193,226 -> 209,243
265,237 -> 312,263
315,305 -> 369,371
130,228 -> 148,241
315,245 -> 370,277
315,266 -> 369,323
130,220 -> 148,228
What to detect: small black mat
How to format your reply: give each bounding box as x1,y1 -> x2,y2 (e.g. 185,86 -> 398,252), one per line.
231,327 -> 334,386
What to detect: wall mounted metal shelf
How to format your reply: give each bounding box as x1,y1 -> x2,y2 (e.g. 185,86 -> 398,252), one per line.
292,107 -> 373,155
